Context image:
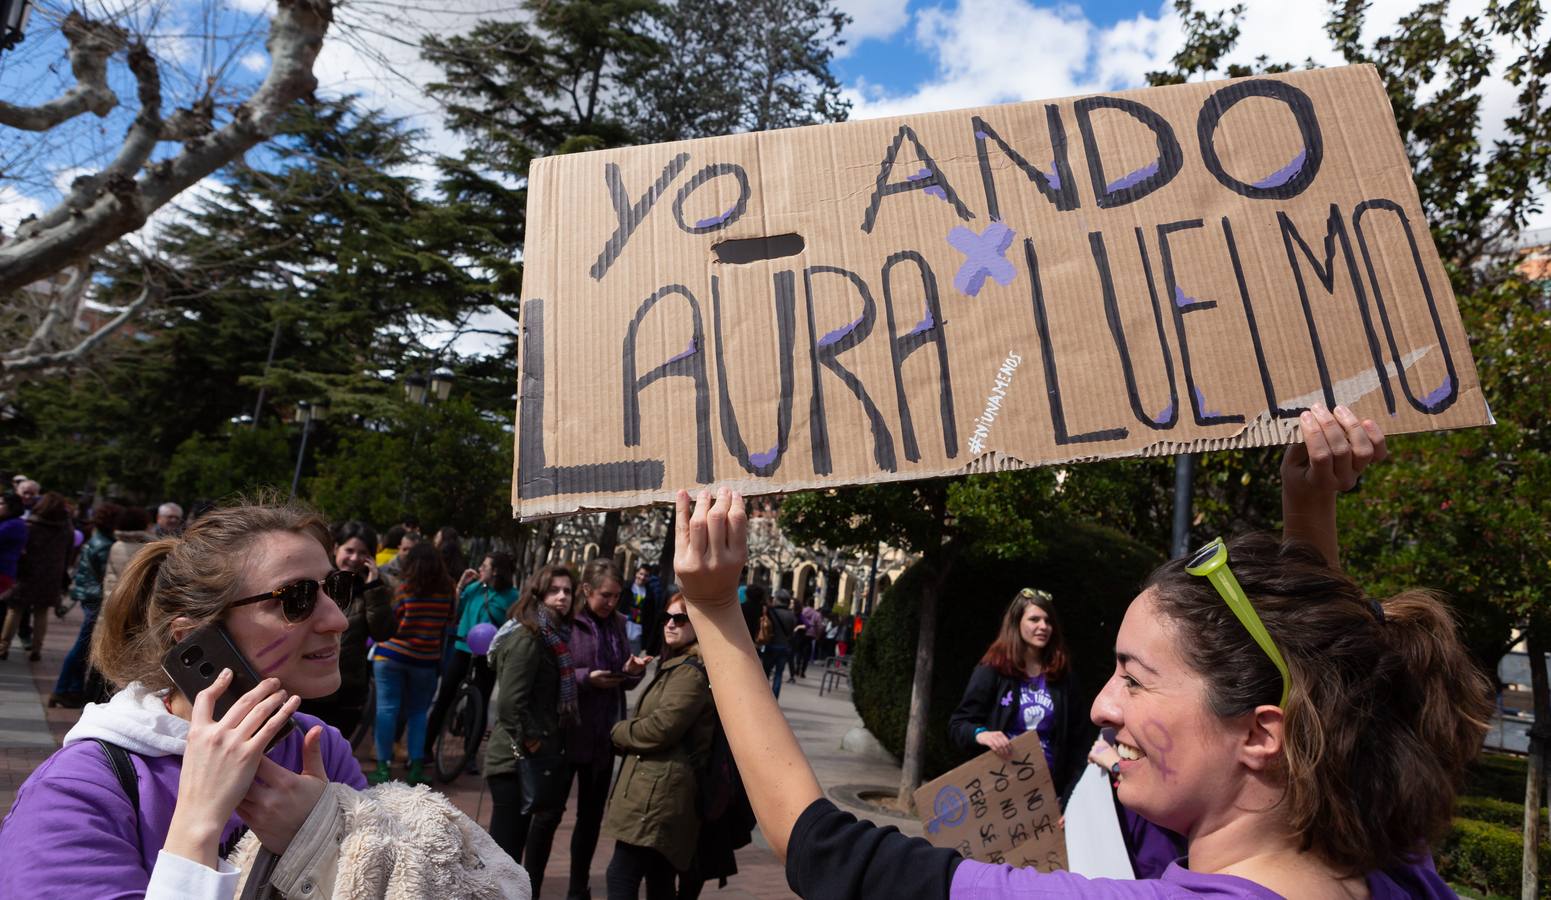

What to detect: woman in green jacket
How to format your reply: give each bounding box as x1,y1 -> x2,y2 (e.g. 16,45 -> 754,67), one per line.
604,593 -> 717,900
485,561 -> 577,896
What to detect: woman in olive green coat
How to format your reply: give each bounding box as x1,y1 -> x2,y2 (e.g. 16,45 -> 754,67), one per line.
604,594 -> 717,900
485,562 -> 577,895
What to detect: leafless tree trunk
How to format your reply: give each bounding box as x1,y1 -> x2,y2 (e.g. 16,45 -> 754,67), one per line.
1525,632 -> 1549,900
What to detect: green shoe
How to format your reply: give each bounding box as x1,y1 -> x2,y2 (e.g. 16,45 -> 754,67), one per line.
368,762 -> 392,785
405,760 -> 427,787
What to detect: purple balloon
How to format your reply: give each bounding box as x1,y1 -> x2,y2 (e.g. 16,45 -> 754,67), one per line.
467,622 -> 498,656
73,528 -> 85,548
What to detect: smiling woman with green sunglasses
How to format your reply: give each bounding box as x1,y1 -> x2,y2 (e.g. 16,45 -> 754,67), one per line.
668,403 -> 1496,900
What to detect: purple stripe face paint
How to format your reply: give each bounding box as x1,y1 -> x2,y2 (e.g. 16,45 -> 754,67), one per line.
255,633 -> 295,675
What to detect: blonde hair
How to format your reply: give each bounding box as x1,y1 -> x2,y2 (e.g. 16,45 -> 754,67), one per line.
91,500 -> 331,692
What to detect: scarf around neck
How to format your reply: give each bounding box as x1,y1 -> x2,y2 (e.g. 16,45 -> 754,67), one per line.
536,606 -> 579,725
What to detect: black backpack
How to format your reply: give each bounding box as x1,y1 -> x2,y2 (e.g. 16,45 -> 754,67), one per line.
680,656 -> 746,823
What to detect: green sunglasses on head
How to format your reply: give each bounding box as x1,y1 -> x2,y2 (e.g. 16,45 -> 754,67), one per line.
1185,537 -> 1291,709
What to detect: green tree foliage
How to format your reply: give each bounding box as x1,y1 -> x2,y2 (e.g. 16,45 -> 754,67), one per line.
307,397 -> 514,540
0,99 -> 505,507
164,426 -> 295,503
620,0 -> 850,142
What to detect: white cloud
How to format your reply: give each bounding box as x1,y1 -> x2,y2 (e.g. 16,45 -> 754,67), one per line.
844,0 -> 1176,120
240,51 -> 268,73
833,0 -> 912,52
0,187 -> 47,238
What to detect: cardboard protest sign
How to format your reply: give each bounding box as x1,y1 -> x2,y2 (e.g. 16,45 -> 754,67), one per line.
912,730 -> 1068,872
513,64 -> 1490,518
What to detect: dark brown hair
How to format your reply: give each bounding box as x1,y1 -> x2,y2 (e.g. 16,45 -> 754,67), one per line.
399,541 -> 453,597
979,588 -> 1070,681
92,500 -> 332,692
1146,532 -> 1492,874
510,562 -> 576,631
31,491 -> 69,524
91,502 -> 124,538
484,551 -> 516,592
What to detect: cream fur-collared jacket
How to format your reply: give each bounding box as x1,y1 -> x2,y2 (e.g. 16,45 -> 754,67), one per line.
229,782 -> 530,900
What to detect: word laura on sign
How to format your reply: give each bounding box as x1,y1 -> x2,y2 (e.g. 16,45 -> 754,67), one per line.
513,64 -> 1490,518
913,730 -> 1068,872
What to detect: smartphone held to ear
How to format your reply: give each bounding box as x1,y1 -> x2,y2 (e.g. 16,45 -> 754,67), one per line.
163,624 -> 297,750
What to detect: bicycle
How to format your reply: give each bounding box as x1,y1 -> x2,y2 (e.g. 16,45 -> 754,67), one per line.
432,659 -> 488,783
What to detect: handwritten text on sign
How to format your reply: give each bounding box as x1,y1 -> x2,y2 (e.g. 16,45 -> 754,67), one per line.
913,730 -> 1068,871
513,65 -> 1488,518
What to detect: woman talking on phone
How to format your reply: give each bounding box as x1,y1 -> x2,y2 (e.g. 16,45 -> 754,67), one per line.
0,503 -> 368,897
671,406 -> 1494,899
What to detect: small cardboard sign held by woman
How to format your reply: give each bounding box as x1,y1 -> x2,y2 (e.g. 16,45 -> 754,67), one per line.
913,729 -> 1067,872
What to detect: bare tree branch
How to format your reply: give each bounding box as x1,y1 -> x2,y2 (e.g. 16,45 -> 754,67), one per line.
20,263 -> 92,356
0,0 -> 334,295
0,13 -> 127,132
1,280 -> 161,378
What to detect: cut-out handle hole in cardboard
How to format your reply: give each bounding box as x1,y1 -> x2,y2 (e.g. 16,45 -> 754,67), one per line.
713,233 -> 805,265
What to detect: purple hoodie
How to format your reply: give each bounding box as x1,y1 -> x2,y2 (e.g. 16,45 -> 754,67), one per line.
0,698 -> 366,899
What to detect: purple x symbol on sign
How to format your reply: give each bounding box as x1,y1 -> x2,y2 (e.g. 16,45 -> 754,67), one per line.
948,222 -> 1016,297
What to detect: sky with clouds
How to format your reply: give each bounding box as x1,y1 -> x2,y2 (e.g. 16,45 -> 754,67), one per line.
1,0 -> 1543,318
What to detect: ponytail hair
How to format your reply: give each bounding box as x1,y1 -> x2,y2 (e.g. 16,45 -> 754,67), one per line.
91,499 -> 332,692
1146,532 -> 1493,874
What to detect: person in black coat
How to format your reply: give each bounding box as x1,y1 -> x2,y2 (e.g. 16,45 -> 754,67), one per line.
948,588 -> 1092,805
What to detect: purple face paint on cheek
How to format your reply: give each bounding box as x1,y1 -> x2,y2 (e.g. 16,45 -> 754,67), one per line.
1141,720 -> 1178,782
255,633 -> 296,675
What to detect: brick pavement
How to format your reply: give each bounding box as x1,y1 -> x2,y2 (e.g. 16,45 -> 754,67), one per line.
0,615 -> 919,900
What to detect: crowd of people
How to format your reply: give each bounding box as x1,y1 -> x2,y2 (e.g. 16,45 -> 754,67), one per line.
0,483 -> 759,899
0,403 -> 1503,900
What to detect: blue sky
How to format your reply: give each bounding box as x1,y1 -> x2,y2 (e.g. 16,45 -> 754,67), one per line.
0,0 -> 1530,239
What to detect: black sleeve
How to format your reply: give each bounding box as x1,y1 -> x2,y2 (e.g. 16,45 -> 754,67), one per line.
786,798 -> 960,900
947,665 -> 997,754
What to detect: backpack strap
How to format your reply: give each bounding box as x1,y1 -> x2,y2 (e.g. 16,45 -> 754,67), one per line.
92,738 -> 140,818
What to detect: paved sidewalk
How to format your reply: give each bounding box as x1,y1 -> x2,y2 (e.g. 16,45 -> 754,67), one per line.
0,620 -> 920,900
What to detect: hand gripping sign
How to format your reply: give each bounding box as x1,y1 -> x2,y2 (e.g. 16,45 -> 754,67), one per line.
513,65 -> 1490,519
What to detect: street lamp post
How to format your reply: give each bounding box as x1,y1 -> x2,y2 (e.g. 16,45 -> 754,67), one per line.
1,0 -> 31,53
288,398 -> 329,502
399,365 -> 454,507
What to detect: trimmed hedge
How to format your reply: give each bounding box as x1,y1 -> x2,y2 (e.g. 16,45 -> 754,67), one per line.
1437,754 -> 1545,896
1456,795 -> 1545,830
1440,816 -> 1551,899
850,518 -> 1161,780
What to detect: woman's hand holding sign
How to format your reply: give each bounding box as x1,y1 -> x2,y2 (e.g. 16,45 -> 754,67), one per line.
1282,402 -> 1388,567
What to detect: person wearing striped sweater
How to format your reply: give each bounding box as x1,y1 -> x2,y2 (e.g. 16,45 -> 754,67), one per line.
371,541 -> 455,785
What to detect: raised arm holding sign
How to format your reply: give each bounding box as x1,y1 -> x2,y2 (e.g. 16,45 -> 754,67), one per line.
672,412 -> 1490,899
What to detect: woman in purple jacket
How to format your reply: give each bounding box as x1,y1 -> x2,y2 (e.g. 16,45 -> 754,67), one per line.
0,502 -> 368,899
671,405 -> 1489,899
